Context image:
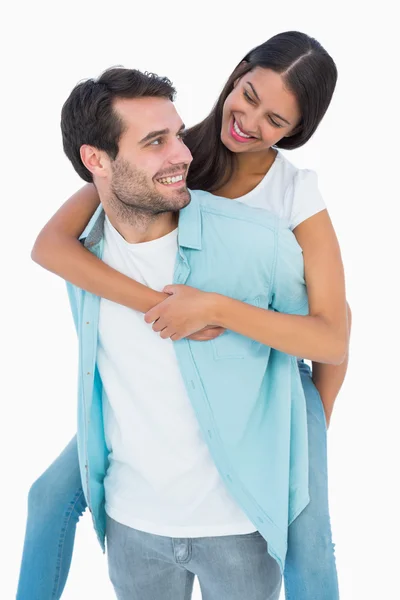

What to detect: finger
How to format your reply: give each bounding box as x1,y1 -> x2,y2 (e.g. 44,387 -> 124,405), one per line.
188,332 -> 214,341
188,327 -> 225,341
203,327 -> 225,335
205,331 -> 224,340
160,327 -> 174,340
170,333 -> 182,342
163,285 -> 177,295
152,318 -> 165,333
197,328 -> 225,338
144,308 -> 159,324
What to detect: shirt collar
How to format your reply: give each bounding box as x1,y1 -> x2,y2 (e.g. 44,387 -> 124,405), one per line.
79,204 -> 105,249
177,190 -> 202,251
79,189 -> 202,251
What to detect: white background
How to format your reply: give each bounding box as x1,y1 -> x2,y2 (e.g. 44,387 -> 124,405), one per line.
2,1 -> 399,599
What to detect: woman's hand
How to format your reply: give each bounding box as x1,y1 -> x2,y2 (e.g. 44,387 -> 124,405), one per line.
144,285 -> 222,341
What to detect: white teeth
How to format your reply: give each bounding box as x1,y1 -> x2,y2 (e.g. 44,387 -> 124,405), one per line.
158,174 -> 184,185
233,119 -> 251,138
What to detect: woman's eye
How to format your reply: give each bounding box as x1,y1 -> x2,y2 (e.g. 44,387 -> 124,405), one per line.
243,90 -> 255,104
268,117 -> 283,128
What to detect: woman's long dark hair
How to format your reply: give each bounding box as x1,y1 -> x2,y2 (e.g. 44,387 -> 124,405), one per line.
185,31 -> 338,192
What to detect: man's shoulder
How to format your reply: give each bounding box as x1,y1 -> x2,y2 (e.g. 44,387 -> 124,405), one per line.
190,189 -> 289,232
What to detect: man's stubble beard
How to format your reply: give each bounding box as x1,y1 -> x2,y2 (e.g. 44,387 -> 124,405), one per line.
108,158 -> 190,229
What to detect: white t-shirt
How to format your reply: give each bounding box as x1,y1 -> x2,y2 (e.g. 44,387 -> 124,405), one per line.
98,216 -> 257,537
98,153 -> 324,538
235,150 -> 326,230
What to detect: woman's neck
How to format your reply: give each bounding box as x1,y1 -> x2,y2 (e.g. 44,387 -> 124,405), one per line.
213,147 -> 278,200
235,147 -> 277,175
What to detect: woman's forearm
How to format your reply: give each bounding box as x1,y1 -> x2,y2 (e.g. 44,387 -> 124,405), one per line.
32,234 -> 167,313
210,295 -> 348,365
311,303 -> 352,425
312,354 -> 349,426
31,184 -> 166,313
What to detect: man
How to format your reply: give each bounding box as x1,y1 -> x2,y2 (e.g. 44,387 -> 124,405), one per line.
62,67 -> 309,599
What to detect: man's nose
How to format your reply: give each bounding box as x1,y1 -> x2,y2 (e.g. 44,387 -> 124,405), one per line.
168,138 -> 193,165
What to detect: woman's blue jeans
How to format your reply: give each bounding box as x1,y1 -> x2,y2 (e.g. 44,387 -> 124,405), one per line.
16,361 -> 338,599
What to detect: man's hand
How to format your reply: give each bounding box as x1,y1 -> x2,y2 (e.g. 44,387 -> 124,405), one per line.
188,326 -> 225,341
144,284 -> 222,341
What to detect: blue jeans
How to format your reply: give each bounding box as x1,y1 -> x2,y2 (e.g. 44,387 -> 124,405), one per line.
284,361 -> 339,600
106,516 -> 281,599
16,362 -> 338,599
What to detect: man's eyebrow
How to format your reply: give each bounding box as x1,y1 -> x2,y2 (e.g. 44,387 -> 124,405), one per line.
246,82 -> 291,126
139,129 -> 169,144
139,123 -> 186,145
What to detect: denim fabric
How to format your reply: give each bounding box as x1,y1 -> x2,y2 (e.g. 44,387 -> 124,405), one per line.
106,516 -> 281,600
16,364 -> 338,599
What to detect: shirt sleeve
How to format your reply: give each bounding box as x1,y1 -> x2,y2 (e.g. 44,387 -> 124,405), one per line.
289,169 -> 326,231
66,282 -> 80,335
270,224 -> 309,315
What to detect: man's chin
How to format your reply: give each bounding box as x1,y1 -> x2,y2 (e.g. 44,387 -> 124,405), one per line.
163,188 -> 191,210
178,188 -> 191,207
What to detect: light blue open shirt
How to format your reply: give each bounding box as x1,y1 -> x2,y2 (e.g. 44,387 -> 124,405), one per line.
67,189 -> 310,572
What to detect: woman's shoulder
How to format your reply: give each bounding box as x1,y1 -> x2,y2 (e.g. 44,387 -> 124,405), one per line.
274,151 -> 318,189
275,153 -> 325,230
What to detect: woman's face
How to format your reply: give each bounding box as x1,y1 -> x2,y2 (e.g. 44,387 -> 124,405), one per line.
221,67 -> 301,154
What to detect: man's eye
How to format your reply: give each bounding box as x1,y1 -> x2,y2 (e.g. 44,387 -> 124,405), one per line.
178,131 -> 187,140
150,138 -> 163,146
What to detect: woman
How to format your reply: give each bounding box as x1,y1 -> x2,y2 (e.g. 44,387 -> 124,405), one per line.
18,31 -> 350,599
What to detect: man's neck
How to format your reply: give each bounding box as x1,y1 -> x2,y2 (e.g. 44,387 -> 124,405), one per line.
105,208 -> 178,244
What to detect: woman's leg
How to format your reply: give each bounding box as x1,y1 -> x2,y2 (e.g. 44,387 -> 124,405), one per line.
16,435 -> 87,600
283,361 -> 339,600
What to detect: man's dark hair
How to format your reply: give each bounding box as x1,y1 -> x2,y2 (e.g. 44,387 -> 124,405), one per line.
61,67 -> 176,182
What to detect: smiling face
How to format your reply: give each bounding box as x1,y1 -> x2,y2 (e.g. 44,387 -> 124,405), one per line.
220,67 -> 302,154
99,96 -> 193,218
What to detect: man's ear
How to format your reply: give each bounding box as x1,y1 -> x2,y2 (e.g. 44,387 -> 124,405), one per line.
80,145 -> 108,178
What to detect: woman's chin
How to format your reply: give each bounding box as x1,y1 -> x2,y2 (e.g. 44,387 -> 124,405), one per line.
221,130 -> 240,153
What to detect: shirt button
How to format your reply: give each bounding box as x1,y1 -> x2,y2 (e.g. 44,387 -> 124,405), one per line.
257,517 -> 264,524
226,474 -> 232,482
207,430 -> 213,439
